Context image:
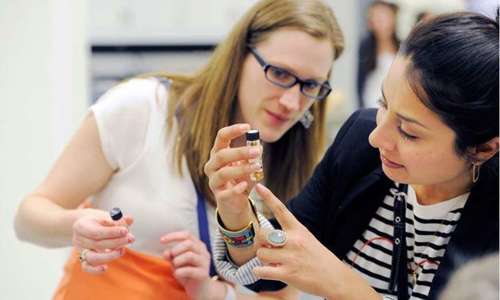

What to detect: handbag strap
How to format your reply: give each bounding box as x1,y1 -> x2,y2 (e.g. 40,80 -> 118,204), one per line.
389,184 -> 409,300
196,189 -> 217,276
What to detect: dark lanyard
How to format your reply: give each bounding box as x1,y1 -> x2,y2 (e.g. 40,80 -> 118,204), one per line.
156,77 -> 217,276
389,184 -> 409,300
157,77 -> 217,276
196,189 -> 217,276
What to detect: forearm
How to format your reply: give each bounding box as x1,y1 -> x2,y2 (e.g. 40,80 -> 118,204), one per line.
219,200 -> 261,266
326,288 -> 382,300
14,195 -> 103,248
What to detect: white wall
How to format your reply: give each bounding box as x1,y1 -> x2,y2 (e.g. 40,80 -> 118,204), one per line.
88,0 -> 256,45
0,1 -> 88,299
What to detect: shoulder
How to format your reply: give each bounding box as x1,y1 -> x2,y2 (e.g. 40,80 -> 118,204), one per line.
89,78 -> 170,170
92,78 -> 168,114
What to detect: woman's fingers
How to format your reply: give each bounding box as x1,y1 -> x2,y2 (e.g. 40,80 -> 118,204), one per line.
74,233 -> 134,251
73,214 -> 134,274
211,124 -> 250,153
256,247 -> 287,266
206,146 -> 261,174
173,266 -> 207,281
160,232 -> 211,282
255,184 -> 298,230
81,261 -> 108,274
253,265 -> 288,282
255,228 -> 274,248
172,251 -> 209,269
114,215 -> 134,227
72,214 -> 135,251
211,181 -> 251,215
73,218 -> 128,241
160,232 -> 209,258
209,163 -> 260,190
160,231 -> 195,245
84,249 -> 125,266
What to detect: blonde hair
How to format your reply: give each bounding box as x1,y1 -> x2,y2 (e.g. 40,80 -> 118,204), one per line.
152,0 -> 344,206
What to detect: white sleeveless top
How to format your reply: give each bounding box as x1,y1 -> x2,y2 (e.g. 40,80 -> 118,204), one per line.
363,52 -> 396,108
90,78 -> 217,257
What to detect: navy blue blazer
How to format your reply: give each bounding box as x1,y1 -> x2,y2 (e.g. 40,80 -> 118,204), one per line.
248,109 -> 499,300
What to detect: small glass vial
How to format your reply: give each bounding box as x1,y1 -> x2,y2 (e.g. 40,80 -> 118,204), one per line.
246,129 -> 264,182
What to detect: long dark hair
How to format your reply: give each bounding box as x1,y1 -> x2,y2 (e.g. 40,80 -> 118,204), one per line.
357,0 -> 400,107
401,11 -> 499,183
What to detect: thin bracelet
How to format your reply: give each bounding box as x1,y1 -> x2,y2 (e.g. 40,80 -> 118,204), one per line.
215,197 -> 259,248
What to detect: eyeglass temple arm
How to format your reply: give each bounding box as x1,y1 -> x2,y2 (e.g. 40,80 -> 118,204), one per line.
247,47 -> 267,67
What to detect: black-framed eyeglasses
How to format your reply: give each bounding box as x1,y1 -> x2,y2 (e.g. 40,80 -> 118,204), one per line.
248,47 -> 332,101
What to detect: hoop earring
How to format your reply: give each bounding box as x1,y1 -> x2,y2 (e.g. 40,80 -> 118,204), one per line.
299,110 -> 314,129
472,163 -> 481,183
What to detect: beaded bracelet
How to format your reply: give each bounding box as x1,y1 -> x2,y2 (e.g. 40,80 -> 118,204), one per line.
216,198 -> 258,248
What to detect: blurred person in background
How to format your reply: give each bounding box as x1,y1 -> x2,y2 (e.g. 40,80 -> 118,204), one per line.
465,0 -> 499,19
415,11 -> 435,25
13,0 -> 344,299
357,0 -> 400,108
439,252 -> 499,300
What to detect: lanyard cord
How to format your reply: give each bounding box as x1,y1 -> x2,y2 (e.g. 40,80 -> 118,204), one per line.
196,189 -> 217,276
389,184 -> 409,300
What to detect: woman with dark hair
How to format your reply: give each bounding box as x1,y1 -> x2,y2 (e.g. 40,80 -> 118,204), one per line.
206,11 -> 499,300
13,0 -> 344,299
357,0 -> 400,108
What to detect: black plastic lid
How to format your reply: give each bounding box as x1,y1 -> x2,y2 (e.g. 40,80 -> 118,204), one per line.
110,207 -> 123,221
245,129 -> 259,141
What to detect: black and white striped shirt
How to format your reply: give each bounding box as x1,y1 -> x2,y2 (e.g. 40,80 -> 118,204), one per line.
345,185 -> 468,299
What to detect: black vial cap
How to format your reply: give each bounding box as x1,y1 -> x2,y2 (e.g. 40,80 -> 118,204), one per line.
110,207 -> 123,221
245,129 -> 259,141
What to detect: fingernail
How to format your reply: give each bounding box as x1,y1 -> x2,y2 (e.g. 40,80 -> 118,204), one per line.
236,182 -> 248,192
240,124 -> 249,131
128,234 -> 135,243
249,147 -> 261,157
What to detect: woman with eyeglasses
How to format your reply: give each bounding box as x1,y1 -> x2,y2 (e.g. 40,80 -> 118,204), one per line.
207,11 -> 499,300
13,0 -> 343,299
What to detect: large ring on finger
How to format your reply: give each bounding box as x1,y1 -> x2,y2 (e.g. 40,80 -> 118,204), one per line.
266,229 -> 287,247
79,248 -> 90,264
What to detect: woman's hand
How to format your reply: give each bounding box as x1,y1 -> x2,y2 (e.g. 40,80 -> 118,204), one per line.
204,124 -> 262,227
72,211 -> 134,273
253,184 -> 380,300
160,231 -> 214,300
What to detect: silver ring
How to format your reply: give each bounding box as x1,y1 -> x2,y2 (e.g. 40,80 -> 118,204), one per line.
266,229 -> 287,247
79,249 -> 90,264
